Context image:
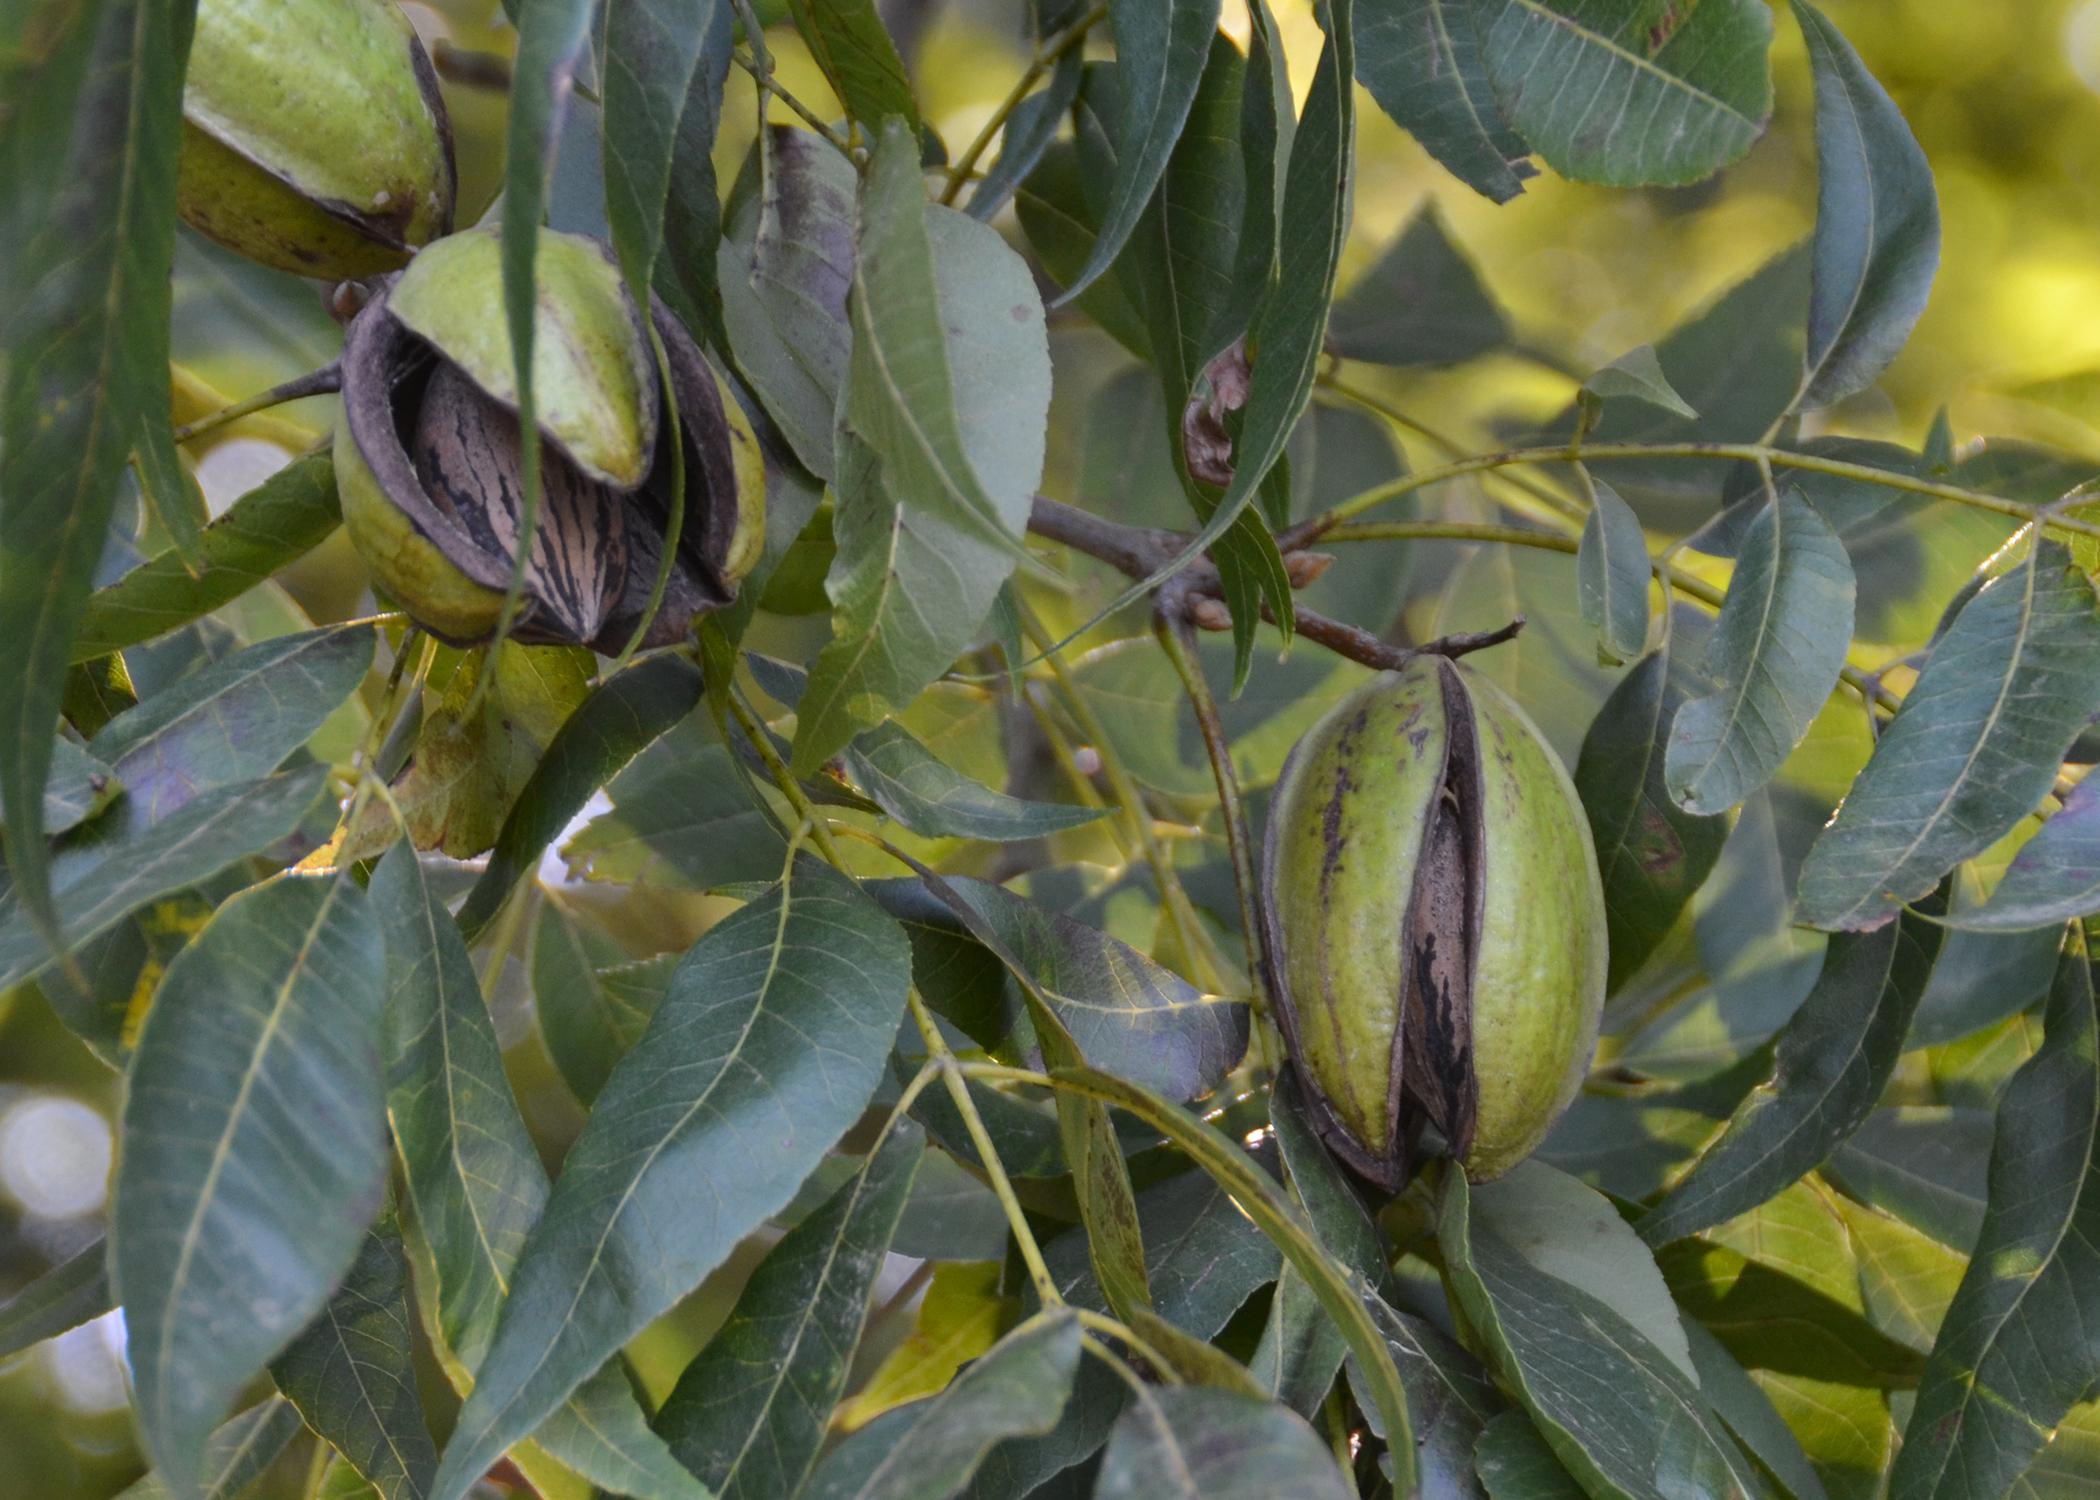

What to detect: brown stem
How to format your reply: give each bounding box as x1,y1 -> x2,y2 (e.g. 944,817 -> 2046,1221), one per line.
1207,601 -> 1526,674
1027,495 -> 1180,578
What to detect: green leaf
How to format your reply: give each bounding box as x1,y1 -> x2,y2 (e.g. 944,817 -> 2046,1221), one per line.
1682,1321 -> 1830,1500
1473,0 -> 1774,187
454,651 -> 703,940
269,1218 -> 438,1500
1057,0 -> 1222,305
71,453 -> 341,661
112,874 -> 388,1496
1330,207 -> 1512,367
840,119 -> 1042,566
1438,1164 -> 1762,1500
529,904 -> 672,1105
38,737 -> 120,836
1355,1290 -> 1506,1499
0,1238 -> 111,1359
838,1260 -> 1010,1432
1558,247 -> 1809,525
427,858 -> 911,1500
1577,477 -> 1652,664
0,764 -> 330,992
879,874 -> 1245,1101
1095,1386 -> 1353,1500
495,0 -> 597,659
1043,1167 -> 1280,1334
801,1312 -> 1082,1500
656,1125 -> 922,1500
1254,1074 -> 1384,1414
1582,345 -> 1698,420
0,0 -> 191,956
91,623 -> 375,820
845,720 -> 1104,841
1798,541 -> 2100,930
1014,133 -> 1154,361
1791,0 -> 1940,411
1575,651 -> 1729,991
369,842 -> 546,1370
526,1363 -> 711,1500
1045,1064 -> 1417,1492
370,847 -> 714,1500
1947,777 -> 2100,931
786,0 -> 919,131
717,127 -> 857,479
799,153 -> 1053,768
1665,486 -> 1856,815
1354,0 -> 1534,203
1826,1106 -> 1990,1251
1890,945 -> 2100,1500
1476,1408 -> 1590,1499
967,52 -> 1084,222
602,0 -> 732,314
113,1397 -> 307,1500
560,728 -> 785,889
1638,895 -> 1948,1245
1084,0 -> 1353,652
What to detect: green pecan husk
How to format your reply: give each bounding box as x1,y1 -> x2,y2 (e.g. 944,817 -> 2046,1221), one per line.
1261,656 -> 1607,1185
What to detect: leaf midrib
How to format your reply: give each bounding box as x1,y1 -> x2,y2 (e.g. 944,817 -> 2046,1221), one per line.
1502,0 -> 1761,128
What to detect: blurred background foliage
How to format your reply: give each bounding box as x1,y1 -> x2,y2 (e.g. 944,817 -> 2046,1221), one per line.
7,0 -> 2100,1494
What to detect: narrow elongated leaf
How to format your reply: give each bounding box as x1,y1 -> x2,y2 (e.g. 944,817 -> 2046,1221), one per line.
0,1238 -> 111,1358
870,874 -> 1245,1101
1355,0 -> 1534,203
560,725 -> 784,890
455,651 -> 703,940
841,120 -> 1042,566
717,127 -> 857,478
800,158 -> 1052,769
428,858 -> 911,1500
1682,1322 -> 1830,1500
1330,207 -> 1511,368
967,51 -> 1084,222
1665,487 -> 1856,815
1577,477 -> 1651,664
1891,946 -> 2100,1500
371,848 -> 709,1500
656,1125 -> 923,1500
39,738 -> 120,836
1254,1074 -> 1383,1414
1798,542 -> 2100,930
1474,1410 -> 1589,1500
369,843 -> 543,1372
1473,0 -> 1774,187
1575,651 -> 1729,990
0,764 -> 330,992
115,1397 -> 307,1500
1043,1167 -> 1280,1334
270,1219 -> 439,1500
90,623 -> 375,821
0,0 -> 192,952
1639,896 -> 1947,1245
787,0 -> 919,131
1083,0 -> 1352,642
1438,1166 -> 1762,1500
1355,1292 -> 1505,1500
1792,0 -> 1940,411
1956,778 -> 2100,930
602,0 -> 732,306
1044,1065 -> 1416,1493
1582,346 -> 1697,419
530,904 -> 670,1105
802,1312 -> 1082,1500
846,720 -> 1104,842
499,0 -> 597,654
1096,1386 -> 1352,1500
113,874 -> 389,1496
1057,0 -> 1222,304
